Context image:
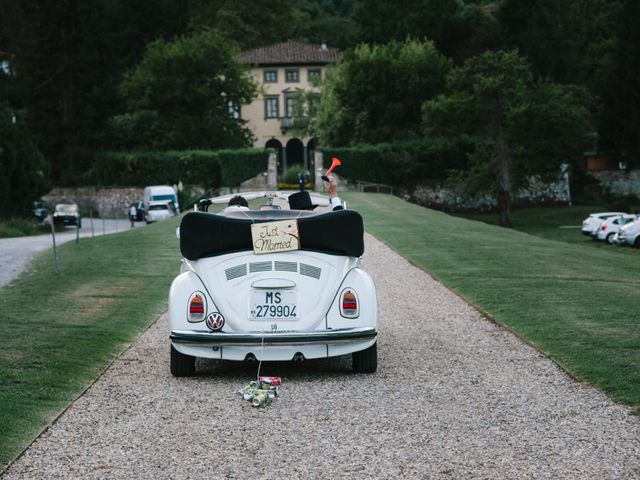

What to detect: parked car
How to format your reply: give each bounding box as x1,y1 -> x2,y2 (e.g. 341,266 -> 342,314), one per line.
581,212 -> 626,238
596,214 -> 638,244
53,203 -> 81,228
617,218 -> 640,248
145,201 -> 175,223
168,191 -> 378,376
32,200 -> 48,222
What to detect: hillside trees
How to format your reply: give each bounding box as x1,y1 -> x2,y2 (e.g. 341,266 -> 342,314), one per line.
0,104 -> 50,217
423,50 -> 592,227
597,0 -> 640,168
187,0 -> 302,49
110,29 -> 257,150
314,39 -> 451,146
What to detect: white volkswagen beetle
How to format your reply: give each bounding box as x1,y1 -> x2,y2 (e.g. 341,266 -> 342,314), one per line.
168,192 -> 378,376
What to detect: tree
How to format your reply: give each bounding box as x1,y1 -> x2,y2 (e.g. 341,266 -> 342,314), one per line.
293,0 -> 357,49
354,0 -> 461,56
353,0 -> 502,61
314,39 -> 451,146
110,29 -> 257,150
597,0 -> 640,167
1,0 -> 190,182
423,50 -> 592,227
187,0 -> 302,49
0,103 -> 51,216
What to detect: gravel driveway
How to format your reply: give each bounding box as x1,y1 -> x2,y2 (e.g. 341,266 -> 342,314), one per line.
3,233 -> 639,479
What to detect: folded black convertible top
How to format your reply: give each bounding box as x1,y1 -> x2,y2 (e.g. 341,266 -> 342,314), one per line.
180,209 -> 365,260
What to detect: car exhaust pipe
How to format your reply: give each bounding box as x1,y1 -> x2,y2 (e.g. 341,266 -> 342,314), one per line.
293,352 -> 305,363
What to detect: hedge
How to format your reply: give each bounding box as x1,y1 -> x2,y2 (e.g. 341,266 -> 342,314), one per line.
91,149 -> 268,188
323,138 -> 473,188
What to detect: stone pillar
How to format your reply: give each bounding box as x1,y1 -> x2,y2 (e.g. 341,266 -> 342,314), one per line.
314,149 -> 324,192
267,150 -> 278,190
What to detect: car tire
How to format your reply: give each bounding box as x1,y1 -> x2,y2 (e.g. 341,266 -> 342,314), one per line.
634,237 -> 640,249
606,233 -> 615,244
352,342 -> 377,373
170,345 -> 195,377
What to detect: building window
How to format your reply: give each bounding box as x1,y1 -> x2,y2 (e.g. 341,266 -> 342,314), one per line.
308,69 -> 321,82
228,101 -> 240,119
265,96 -> 279,118
264,70 -> 277,83
285,69 -> 299,82
285,95 -> 295,118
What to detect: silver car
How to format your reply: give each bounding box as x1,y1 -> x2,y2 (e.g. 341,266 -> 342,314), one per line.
145,201 -> 175,223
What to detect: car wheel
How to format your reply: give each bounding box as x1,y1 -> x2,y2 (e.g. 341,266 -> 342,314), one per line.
170,345 -> 195,377
606,233 -> 615,244
634,237 -> 640,249
352,342 -> 377,373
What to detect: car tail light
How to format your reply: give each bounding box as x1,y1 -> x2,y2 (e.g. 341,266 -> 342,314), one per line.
602,225 -> 607,231
340,289 -> 359,318
188,292 -> 206,322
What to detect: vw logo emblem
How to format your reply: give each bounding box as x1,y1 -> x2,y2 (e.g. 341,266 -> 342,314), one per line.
206,312 -> 225,331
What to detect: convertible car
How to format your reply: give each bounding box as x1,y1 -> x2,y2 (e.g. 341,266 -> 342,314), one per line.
168,192 -> 378,376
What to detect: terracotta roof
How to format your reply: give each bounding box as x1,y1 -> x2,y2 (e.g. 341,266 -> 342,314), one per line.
237,41 -> 342,66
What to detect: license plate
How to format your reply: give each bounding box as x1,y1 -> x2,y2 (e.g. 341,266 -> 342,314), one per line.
249,290 -> 298,320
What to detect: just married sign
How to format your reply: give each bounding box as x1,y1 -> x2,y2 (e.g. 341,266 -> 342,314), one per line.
250,220 -> 300,254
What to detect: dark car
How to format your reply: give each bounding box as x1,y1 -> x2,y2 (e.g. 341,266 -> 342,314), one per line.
32,200 -> 48,222
130,201 -> 146,222
53,203 -> 81,228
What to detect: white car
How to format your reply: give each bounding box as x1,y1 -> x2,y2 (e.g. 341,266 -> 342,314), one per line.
596,214 -> 638,244
145,201 -> 175,223
168,192 -> 378,376
581,212 -> 626,237
618,218 -> 640,248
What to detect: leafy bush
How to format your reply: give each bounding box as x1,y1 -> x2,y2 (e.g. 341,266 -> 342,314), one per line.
324,138 -> 472,188
91,149 -> 267,188
281,165 -> 309,184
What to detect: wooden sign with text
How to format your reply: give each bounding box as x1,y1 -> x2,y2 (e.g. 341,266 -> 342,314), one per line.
250,220 -> 300,255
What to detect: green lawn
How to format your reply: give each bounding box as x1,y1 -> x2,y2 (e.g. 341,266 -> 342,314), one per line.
0,217 -> 181,467
455,204 -> 640,253
343,193 -> 640,409
0,218 -> 62,238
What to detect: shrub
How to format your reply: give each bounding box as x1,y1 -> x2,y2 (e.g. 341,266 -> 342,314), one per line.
324,138 -> 472,188
91,148 -> 268,188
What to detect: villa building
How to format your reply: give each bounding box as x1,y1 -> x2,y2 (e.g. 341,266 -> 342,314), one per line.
237,41 -> 342,175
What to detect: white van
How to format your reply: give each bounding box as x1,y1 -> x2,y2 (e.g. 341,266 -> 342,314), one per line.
144,186 -> 179,219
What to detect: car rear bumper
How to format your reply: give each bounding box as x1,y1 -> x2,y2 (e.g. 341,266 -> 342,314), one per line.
170,326 -> 377,347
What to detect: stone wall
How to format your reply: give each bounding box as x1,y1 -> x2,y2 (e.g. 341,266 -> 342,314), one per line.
588,170 -> 640,197
42,187 -> 144,218
409,175 -> 571,212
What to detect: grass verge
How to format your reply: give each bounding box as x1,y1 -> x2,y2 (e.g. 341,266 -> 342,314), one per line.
0,218 -> 63,239
343,193 -> 640,409
454,205 -> 640,255
0,217 -> 181,467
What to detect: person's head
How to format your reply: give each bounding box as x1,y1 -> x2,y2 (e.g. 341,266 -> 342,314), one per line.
228,195 -> 248,207
288,191 -> 318,211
